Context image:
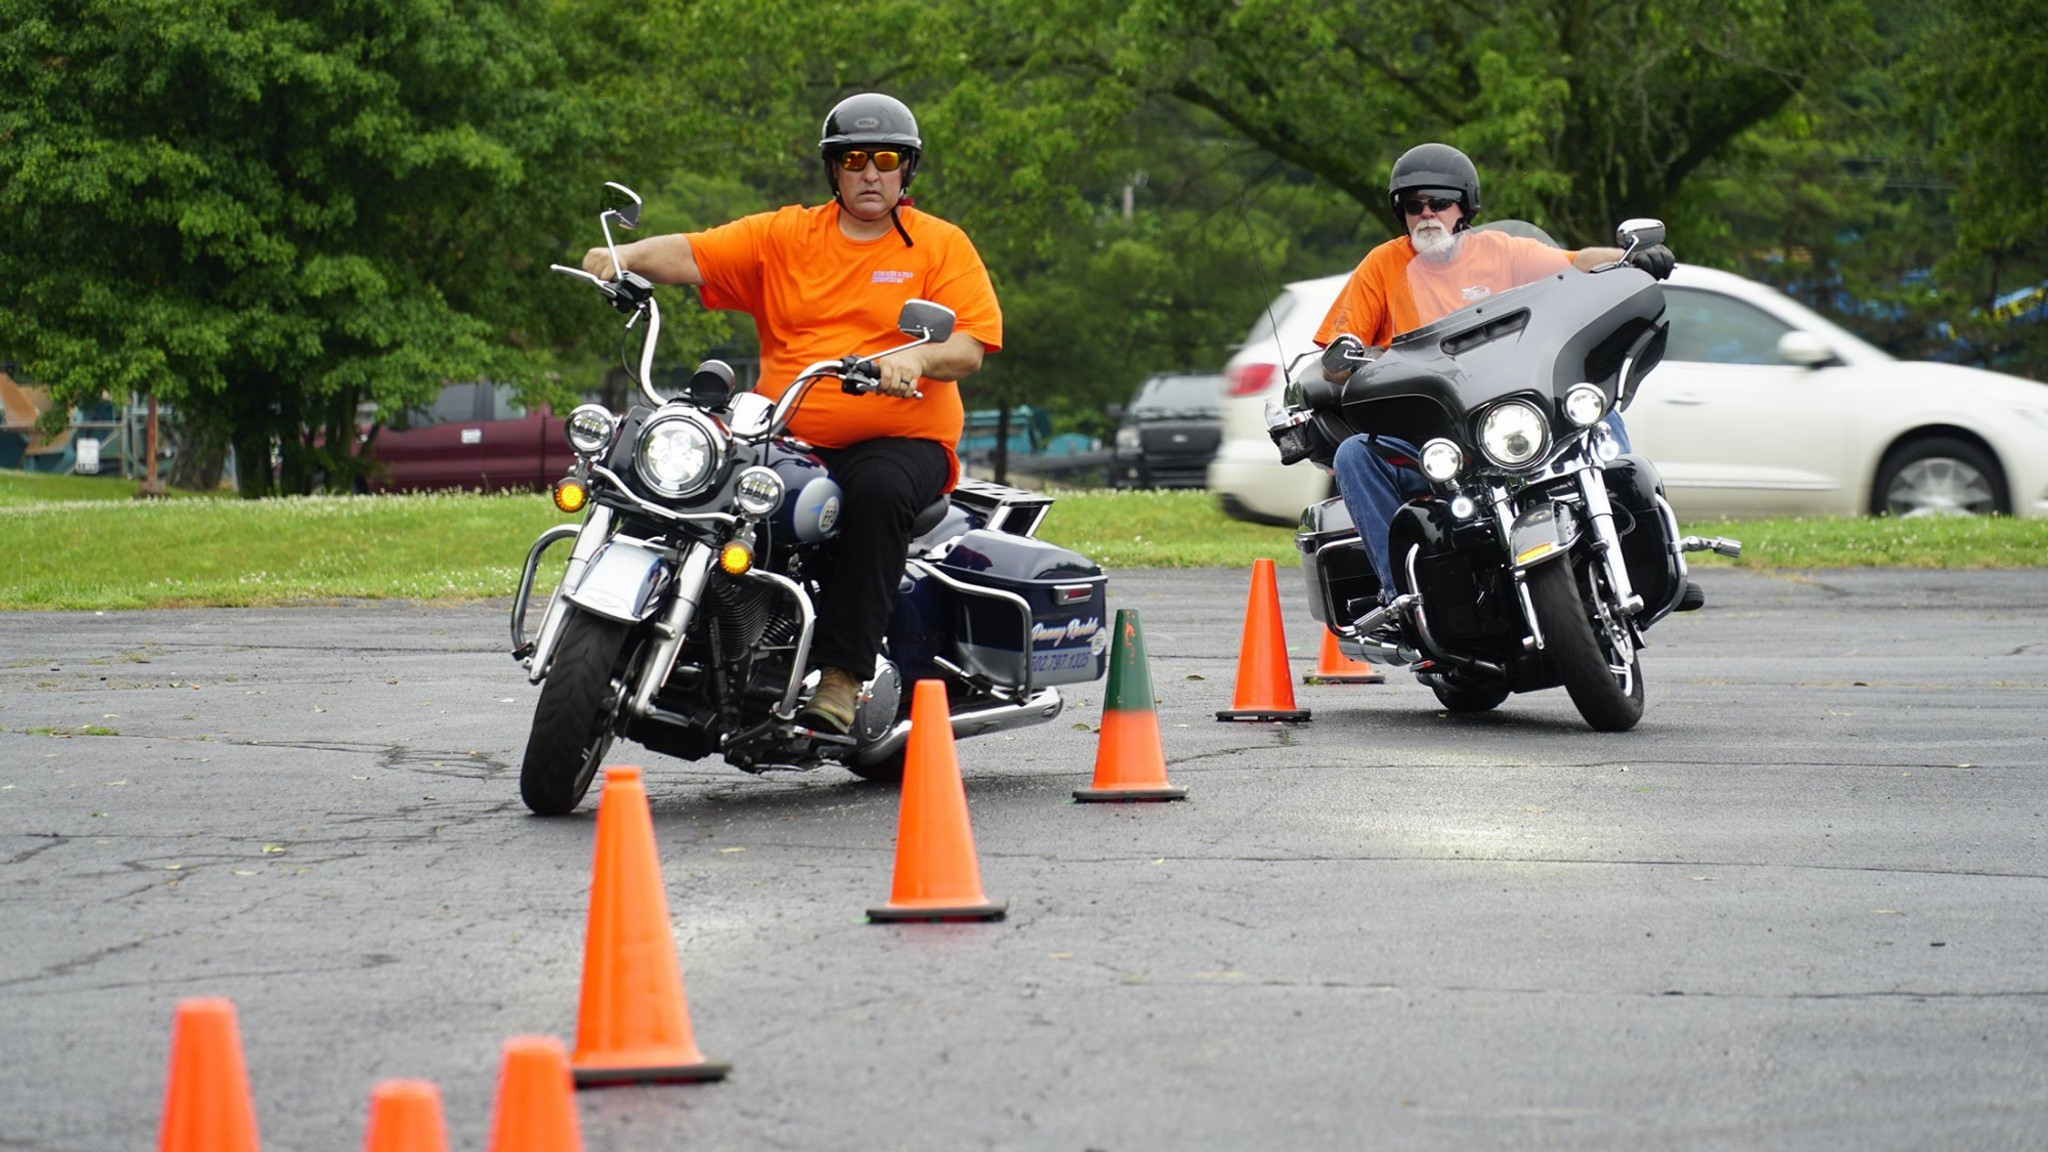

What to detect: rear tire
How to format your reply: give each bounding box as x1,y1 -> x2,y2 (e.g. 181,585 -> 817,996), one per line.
1430,676 -> 1512,714
1528,560 -> 1644,732
520,613 -> 637,816
845,750 -> 906,784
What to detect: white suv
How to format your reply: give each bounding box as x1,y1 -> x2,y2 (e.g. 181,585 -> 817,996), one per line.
1207,264 -> 2048,522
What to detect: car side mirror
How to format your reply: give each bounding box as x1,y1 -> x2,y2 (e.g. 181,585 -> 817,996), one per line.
897,298 -> 956,344
1106,403 -> 1126,423
1777,330 -> 1836,368
1615,218 -> 1666,250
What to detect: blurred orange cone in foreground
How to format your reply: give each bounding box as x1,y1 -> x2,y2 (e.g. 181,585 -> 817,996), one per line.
1308,628 -> 1385,684
488,1036 -> 584,1152
868,680 -> 1007,921
158,998 -> 260,1152
1075,608 -> 1186,802
1216,558 -> 1311,722
570,766 -> 728,1086
361,1079 -> 448,1152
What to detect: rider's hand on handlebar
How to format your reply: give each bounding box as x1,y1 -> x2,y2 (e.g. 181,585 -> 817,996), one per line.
1625,243 -> 1676,281
869,350 -> 925,399
581,246 -> 619,282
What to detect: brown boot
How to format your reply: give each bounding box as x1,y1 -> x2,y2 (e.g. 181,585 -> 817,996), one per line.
799,666 -> 861,734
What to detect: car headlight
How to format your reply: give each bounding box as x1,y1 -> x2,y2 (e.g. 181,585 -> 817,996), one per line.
635,412 -> 723,497
1563,384 -> 1607,428
1418,438 -> 1464,482
1477,400 -> 1549,468
1115,427 -> 1142,451
565,404 -> 616,455
733,465 -> 784,516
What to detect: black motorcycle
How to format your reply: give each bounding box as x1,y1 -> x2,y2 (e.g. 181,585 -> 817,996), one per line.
1267,219 -> 1739,731
508,184 -> 1109,814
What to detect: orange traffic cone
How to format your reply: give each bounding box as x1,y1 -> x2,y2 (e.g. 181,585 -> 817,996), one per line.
570,766 -> 728,1086
362,1080 -> 448,1152
1307,628 -> 1385,684
868,680 -> 1007,921
1216,558 -> 1311,722
487,1036 -> 584,1152
1075,608 -> 1187,802
158,998 -> 260,1152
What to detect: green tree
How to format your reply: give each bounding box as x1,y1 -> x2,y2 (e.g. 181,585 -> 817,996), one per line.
0,0 -> 618,495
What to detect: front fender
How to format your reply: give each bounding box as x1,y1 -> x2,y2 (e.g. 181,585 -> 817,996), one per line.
566,538 -> 676,623
1510,501 -> 1582,570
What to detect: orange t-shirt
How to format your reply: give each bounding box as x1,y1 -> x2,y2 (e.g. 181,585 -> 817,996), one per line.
1314,230 -> 1573,347
687,202 -> 1003,488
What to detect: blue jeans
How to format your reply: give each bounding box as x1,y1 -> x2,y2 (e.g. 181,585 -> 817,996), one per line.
1332,413 -> 1632,600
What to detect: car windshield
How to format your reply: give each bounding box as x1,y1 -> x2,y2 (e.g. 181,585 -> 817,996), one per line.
1130,374 -> 1224,417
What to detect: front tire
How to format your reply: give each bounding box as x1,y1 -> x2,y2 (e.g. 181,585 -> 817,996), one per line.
520,613 -> 637,815
1528,559 -> 1644,732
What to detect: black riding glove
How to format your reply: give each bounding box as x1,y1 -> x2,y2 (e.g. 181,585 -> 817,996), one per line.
1626,243 -> 1675,281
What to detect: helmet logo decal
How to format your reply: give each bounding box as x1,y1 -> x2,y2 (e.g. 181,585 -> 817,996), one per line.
854,116 -> 881,129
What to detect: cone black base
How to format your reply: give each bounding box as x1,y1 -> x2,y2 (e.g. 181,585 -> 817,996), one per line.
1216,707 -> 1312,722
573,1060 -> 729,1088
1074,785 -> 1188,802
867,900 -> 1007,922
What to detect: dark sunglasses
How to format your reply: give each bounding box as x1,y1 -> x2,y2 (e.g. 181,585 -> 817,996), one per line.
836,149 -> 904,173
1401,195 -> 1460,216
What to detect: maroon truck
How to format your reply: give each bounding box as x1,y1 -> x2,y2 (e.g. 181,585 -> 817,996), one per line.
363,381 -> 580,493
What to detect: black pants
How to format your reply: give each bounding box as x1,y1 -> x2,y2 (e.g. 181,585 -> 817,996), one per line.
809,437 -> 950,676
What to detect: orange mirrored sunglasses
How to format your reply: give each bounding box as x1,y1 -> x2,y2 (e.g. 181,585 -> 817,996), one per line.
836,149 -> 904,173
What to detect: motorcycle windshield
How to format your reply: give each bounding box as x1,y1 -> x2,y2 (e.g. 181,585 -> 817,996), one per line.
1403,222 -> 1573,329
1333,226 -> 1665,444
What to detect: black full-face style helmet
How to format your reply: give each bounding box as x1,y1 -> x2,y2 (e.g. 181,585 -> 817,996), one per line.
819,92 -> 923,203
1388,143 -> 1481,232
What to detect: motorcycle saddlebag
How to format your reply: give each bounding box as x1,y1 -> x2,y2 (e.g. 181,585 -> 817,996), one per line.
1293,497 -> 1380,625
933,529 -> 1108,687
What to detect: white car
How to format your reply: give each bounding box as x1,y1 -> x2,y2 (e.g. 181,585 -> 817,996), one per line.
1209,263 -> 2048,523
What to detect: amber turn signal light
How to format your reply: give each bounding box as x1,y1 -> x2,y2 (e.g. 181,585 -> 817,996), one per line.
552,478 -> 588,514
718,540 -> 753,576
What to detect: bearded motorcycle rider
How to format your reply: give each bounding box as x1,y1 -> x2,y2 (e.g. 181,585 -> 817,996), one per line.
581,92 -> 1003,734
1315,142 -> 1685,637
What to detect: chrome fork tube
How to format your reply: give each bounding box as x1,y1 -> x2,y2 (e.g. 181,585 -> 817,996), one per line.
1576,461 -> 1643,614
628,541 -> 715,720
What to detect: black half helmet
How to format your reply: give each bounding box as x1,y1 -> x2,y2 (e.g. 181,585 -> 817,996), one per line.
819,92 -> 923,199
1388,142 -> 1481,230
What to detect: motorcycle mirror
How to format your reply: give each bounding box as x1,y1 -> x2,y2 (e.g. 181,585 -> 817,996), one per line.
601,182 -> 642,231
1615,217 -> 1665,250
1320,336 -> 1364,375
897,299 -> 956,344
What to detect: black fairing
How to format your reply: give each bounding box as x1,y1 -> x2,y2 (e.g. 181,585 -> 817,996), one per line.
1322,267 -> 1668,453
1387,501 -> 1524,650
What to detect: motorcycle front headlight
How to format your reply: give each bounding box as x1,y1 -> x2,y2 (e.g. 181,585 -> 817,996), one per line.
635,411 -> 723,498
1477,400 -> 1549,468
1563,384 -> 1607,428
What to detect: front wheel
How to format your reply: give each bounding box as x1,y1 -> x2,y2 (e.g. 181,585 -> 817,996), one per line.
1872,436 -> 2008,517
1528,560 -> 1644,732
520,613 -> 638,815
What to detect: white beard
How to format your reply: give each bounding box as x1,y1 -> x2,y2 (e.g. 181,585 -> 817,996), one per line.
1410,219 -> 1456,258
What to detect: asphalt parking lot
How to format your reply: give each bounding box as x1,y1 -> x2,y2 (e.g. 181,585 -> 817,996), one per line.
2,567 -> 2045,1151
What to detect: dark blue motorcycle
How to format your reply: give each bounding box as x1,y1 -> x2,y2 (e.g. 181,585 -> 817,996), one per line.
508,184 -> 1107,815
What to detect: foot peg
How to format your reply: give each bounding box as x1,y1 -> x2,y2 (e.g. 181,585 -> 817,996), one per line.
1679,535 -> 1742,558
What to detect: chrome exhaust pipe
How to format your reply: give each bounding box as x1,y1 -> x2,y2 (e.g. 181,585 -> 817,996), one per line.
849,687 -> 1064,768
